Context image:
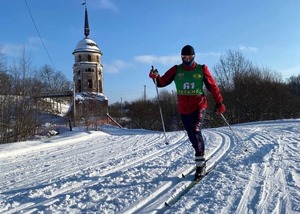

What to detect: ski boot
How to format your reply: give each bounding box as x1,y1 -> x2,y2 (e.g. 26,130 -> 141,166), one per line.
194,156 -> 206,181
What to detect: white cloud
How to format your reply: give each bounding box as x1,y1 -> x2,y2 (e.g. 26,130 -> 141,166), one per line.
134,54 -> 179,65
2,43 -> 22,57
239,45 -> 259,52
281,65 -> 300,79
94,0 -> 119,12
2,37 -> 42,57
198,51 -> 221,57
105,51 -> 222,74
103,60 -> 129,74
134,52 -> 222,66
27,37 -> 43,48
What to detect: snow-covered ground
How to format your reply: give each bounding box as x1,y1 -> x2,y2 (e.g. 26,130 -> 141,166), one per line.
0,119 -> 300,213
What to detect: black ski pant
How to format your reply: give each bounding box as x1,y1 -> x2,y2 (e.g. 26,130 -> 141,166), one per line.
180,108 -> 206,157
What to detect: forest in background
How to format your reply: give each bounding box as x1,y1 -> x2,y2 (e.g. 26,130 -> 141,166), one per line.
1,47 -> 300,143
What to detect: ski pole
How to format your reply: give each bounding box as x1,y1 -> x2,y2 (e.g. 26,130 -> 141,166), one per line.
220,113 -> 241,143
220,113 -> 250,151
152,66 -> 169,145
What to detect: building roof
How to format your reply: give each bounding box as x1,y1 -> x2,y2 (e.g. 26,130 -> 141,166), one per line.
73,37 -> 101,54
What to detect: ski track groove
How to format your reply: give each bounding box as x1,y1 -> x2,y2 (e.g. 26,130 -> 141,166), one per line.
1,120 -> 299,213
1,133 -> 162,211
236,128 -> 293,214
1,132 -> 188,213
120,129 -> 233,214
0,132 -> 163,191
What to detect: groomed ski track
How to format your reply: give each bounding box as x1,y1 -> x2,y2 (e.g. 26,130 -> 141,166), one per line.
120,130 -> 233,214
1,120 -> 300,213
1,127 -> 232,214
1,130 -> 189,213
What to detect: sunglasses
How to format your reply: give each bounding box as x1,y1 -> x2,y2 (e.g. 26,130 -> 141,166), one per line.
181,55 -> 194,60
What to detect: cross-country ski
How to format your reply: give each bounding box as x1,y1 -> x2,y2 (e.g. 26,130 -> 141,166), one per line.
165,164 -> 216,207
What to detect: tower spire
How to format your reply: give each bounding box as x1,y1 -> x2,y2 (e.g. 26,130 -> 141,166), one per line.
84,6 -> 90,37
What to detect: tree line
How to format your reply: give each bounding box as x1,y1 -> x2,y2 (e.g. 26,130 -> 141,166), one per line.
1,47 -> 300,143
109,50 -> 300,130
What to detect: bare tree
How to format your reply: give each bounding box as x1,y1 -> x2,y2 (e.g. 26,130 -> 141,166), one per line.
0,48 -> 43,143
0,48 -> 12,143
35,65 -> 71,93
126,99 -> 160,130
213,50 -> 253,91
155,89 -> 182,130
213,50 -> 299,124
33,65 -> 72,116
212,50 -> 252,123
287,74 -> 300,96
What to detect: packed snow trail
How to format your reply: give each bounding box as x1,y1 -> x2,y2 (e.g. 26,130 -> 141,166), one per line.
120,129 -> 232,213
164,163 -> 216,208
0,119 -> 300,213
165,120 -> 300,214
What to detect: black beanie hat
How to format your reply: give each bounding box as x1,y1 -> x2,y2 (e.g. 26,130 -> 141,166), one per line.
181,45 -> 195,55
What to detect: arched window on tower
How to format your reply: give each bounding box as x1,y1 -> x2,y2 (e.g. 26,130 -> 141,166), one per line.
77,80 -> 82,92
88,79 -> 93,88
78,55 -> 82,62
97,56 -> 99,63
88,55 -> 91,62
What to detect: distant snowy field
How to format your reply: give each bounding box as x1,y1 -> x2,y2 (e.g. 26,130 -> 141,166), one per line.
0,119 -> 300,213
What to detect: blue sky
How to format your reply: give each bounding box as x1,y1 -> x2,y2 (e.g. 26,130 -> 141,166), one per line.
1,0 -> 300,103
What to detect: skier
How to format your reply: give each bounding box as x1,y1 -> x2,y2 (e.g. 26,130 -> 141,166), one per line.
149,45 -> 226,180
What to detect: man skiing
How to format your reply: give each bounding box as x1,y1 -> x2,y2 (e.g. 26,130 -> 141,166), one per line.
149,45 -> 226,180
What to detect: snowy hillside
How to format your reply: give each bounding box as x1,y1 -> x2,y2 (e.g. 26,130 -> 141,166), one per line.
0,119 -> 300,213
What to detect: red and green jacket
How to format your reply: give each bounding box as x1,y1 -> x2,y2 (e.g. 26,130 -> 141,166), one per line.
155,62 -> 223,115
